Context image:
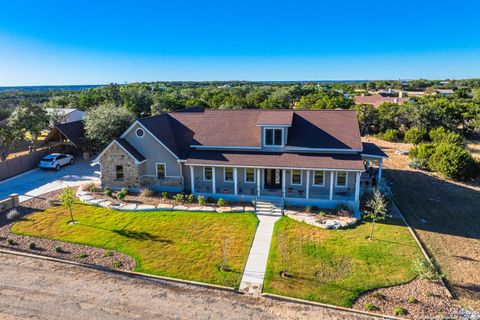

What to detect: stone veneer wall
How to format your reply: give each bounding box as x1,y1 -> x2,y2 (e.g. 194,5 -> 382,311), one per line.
99,143 -> 141,188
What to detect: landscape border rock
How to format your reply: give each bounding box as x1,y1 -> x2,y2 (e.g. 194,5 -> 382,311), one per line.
284,210 -> 358,229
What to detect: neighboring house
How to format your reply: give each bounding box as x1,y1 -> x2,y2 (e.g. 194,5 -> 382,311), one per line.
94,108 -> 387,212
435,89 -> 454,96
46,108 -> 86,125
354,94 -> 407,108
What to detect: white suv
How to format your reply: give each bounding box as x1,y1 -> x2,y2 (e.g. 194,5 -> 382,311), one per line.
39,153 -> 74,171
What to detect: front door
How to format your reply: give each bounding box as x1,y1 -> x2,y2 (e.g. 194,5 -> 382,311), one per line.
264,169 -> 282,189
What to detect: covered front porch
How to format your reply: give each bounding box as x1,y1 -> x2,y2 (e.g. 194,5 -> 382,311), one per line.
188,165 -> 364,209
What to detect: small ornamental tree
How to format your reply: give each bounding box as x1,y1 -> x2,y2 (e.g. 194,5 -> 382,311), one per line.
59,187 -> 76,224
364,189 -> 388,241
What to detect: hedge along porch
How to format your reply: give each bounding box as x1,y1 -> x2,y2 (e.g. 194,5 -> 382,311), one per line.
187,164 -> 363,212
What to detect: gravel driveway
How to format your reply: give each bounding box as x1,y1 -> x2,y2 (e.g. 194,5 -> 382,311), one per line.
0,251 -> 380,320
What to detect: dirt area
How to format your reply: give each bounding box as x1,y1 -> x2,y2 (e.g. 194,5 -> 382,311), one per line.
353,277 -> 459,318
364,136 -> 480,310
0,251 -> 381,320
0,189 -> 135,271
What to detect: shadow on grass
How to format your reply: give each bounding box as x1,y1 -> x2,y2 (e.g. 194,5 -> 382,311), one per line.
112,229 -> 173,243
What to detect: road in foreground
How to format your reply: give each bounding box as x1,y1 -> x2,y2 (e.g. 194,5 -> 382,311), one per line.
0,252 -> 378,320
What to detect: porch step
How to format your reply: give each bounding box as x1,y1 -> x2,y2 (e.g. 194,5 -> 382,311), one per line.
255,199 -> 284,216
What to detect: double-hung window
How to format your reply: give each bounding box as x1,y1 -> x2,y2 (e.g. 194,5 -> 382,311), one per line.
291,170 -> 302,185
245,168 -> 255,183
156,163 -> 166,179
224,168 -> 234,182
313,171 -> 325,186
336,172 -> 348,187
203,167 -> 213,181
265,128 -> 283,146
115,165 -> 124,180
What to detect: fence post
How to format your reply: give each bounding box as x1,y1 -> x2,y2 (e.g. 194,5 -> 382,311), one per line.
9,194 -> 19,208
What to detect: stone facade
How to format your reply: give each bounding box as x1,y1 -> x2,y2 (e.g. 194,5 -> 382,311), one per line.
139,176 -> 183,191
99,143 -> 141,189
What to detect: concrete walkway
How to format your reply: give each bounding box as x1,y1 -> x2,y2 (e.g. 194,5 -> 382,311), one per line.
0,160 -> 100,202
239,214 -> 280,295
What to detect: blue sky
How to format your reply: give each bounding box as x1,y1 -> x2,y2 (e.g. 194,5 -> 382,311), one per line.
1,0 -> 480,85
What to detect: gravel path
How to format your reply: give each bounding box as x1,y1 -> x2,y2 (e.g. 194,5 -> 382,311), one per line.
0,251 -> 382,320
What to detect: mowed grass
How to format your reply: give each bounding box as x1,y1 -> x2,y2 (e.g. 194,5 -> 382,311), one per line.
11,205 -> 258,287
264,217 -> 423,307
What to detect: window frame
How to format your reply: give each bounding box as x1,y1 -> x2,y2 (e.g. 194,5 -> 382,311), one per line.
156,162 -> 166,179
203,166 -> 213,181
335,171 -> 348,188
313,170 -> 325,187
264,128 -> 283,147
224,167 -> 234,182
244,168 -> 256,183
115,165 -> 124,181
135,128 -> 145,138
290,169 -> 302,186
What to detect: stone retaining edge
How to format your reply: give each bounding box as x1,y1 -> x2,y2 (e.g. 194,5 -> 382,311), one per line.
391,202 -> 454,298
262,292 -> 404,320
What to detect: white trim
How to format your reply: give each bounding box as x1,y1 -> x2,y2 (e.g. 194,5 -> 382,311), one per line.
335,171 -> 348,188
290,169 -> 303,186
212,167 -> 216,195
190,166 -> 195,194
244,168 -> 256,184
191,145 -> 261,150
187,163 -> 363,173
120,121 -> 179,160
282,169 -> 286,198
285,147 -> 362,153
256,169 -> 261,196
233,168 -> 238,195
263,127 -> 284,147
306,170 -> 310,199
135,128 -> 145,138
223,167 -> 234,182
155,162 -> 166,179
203,166 -> 213,181
93,140 -> 145,165
355,171 -> 361,202
361,153 -> 387,159
329,171 -> 334,200
177,159 -> 187,163
312,170 -> 325,187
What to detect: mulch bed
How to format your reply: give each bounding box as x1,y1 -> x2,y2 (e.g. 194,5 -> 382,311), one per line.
0,189 -> 136,271
352,277 -> 460,318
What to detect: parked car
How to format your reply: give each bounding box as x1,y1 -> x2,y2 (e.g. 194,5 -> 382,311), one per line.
38,153 -> 74,170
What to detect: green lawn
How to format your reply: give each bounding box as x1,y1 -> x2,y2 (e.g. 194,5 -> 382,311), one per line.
264,217 -> 423,307
12,204 -> 258,287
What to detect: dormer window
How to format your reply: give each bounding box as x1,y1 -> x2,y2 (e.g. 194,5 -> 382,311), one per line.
264,128 -> 283,146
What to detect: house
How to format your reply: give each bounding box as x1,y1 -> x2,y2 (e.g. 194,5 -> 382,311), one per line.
94,108 -> 387,212
46,108 -> 86,125
354,94 -> 407,108
435,89 -> 454,96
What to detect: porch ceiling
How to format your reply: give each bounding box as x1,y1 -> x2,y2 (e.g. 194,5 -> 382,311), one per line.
185,150 -> 365,170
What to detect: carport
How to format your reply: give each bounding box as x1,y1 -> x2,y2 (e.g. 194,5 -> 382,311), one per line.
44,120 -> 86,156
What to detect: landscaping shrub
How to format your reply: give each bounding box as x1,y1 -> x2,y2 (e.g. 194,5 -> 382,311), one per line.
408,143 -> 436,170
429,127 -> 464,146
305,206 -> 312,213
104,188 -> 113,197
77,253 -> 89,259
187,194 -> 194,203
403,127 -> 427,144
393,307 -> 408,316
413,258 -> 441,280
429,142 -> 477,180
217,198 -> 227,206
103,251 -> 114,257
364,303 -> 379,311
140,188 -> 155,198
55,246 -> 64,253
375,129 -> 400,142
6,209 -> 19,220
28,242 -> 36,250
86,182 -> 98,193
161,191 -> 169,200
116,191 -> 126,201
113,260 -> 123,268
120,187 -> 130,195
197,195 -> 205,205
173,193 -> 185,203
408,296 -> 418,304
6,238 -> 15,245
335,203 -> 352,216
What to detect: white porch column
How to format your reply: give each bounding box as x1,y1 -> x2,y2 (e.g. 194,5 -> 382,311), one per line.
355,171 -> 361,202
256,168 -> 261,197
329,171 -> 334,200
282,169 -> 286,198
306,170 -> 310,199
233,167 -> 238,195
212,167 -> 216,195
378,159 -> 383,184
190,166 -> 195,194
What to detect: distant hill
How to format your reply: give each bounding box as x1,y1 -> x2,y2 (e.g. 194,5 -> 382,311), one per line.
0,84 -> 104,92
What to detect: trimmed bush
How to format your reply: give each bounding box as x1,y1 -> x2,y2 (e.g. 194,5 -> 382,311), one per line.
113,260 -> 123,268
403,127 -> 427,144
187,194 -> 194,203
103,251 -> 114,257
393,307 -> 408,316
104,187 -> 113,197
161,191 -> 169,200
364,303 -> 379,311
120,187 -> 130,195
375,129 -> 400,142
408,296 -> 418,304
217,198 -> 227,206
77,253 -> 89,259
55,246 -> 64,253
116,191 -> 126,201
408,143 -> 436,170
86,182 -> 98,193
429,143 -> 476,180
140,188 -> 155,198
197,195 -> 205,205
28,242 -> 36,250
6,238 -> 15,245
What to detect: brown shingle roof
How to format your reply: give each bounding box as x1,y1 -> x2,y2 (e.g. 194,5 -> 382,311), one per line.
186,150 -> 365,170
256,111 -> 293,126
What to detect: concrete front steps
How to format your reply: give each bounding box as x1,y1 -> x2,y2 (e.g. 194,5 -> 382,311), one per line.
255,199 -> 284,216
